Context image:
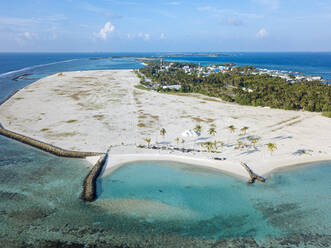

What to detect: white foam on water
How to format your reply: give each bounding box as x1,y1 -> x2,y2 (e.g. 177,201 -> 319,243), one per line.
0,59 -> 79,78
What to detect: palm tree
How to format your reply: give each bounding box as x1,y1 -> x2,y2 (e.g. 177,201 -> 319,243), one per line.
194,124 -> 202,134
213,140 -> 218,150
200,142 -> 205,150
208,127 -> 216,136
144,138 -> 151,148
240,126 -> 249,135
249,136 -> 259,149
160,128 -> 166,137
227,125 -> 236,133
205,141 -> 213,153
266,143 -> 277,155
175,137 -> 180,147
217,141 -> 224,152
181,139 -> 186,150
236,140 -> 244,149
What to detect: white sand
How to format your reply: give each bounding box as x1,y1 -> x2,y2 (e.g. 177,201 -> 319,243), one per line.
0,70 -> 330,179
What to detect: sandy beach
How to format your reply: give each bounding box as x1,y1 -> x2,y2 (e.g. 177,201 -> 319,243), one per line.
0,69 -> 330,179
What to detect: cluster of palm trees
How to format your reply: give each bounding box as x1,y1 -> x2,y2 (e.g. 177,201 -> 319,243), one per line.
142,124 -> 278,155
200,140 -> 224,153
226,125 -> 277,154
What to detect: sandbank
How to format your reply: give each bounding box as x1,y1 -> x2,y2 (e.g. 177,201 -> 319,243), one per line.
0,69 -> 330,179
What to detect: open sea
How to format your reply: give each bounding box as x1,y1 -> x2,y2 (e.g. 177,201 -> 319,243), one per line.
0,52 -> 330,247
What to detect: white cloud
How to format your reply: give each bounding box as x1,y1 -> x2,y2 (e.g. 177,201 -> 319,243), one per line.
256,28 -> 268,38
23,32 -> 32,39
197,6 -> 263,19
83,2 -> 104,12
197,6 -> 214,12
82,3 -> 121,19
107,0 -> 138,5
160,33 -> 166,39
168,1 -> 181,5
223,18 -> 243,26
0,17 -> 39,26
19,31 -> 37,40
104,12 -> 122,19
136,32 -> 150,40
144,33 -> 150,40
44,14 -> 67,22
127,33 -> 134,39
97,22 -> 115,40
254,0 -> 279,9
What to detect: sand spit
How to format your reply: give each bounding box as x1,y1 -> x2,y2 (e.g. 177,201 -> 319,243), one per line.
0,69 -> 330,179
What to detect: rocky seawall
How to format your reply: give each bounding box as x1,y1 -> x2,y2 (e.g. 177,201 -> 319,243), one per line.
0,125 -> 103,158
82,151 -> 109,202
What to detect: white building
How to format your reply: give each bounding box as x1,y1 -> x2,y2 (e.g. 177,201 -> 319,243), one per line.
162,85 -> 182,90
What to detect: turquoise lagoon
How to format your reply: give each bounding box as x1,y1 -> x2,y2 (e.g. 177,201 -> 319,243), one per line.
98,161 -> 331,242
0,135 -> 331,247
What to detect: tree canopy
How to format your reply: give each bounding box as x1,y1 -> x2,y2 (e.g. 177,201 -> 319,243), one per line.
139,61 -> 331,112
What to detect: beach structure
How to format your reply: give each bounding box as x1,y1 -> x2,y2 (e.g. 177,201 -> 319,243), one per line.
181,129 -> 200,137
162,85 -> 182,90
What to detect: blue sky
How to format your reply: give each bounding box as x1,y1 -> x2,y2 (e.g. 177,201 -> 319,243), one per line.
0,0 -> 330,52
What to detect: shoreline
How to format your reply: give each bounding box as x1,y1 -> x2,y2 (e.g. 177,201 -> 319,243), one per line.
86,153 -> 331,181
0,69 -> 330,182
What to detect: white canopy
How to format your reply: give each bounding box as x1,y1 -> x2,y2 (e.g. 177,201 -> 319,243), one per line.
181,129 -> 200,137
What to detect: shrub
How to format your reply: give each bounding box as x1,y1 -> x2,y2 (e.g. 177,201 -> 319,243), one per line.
322,111 -> 331,118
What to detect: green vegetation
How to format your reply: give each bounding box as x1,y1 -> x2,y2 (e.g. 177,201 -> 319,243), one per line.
322,111 -> 331,118
208,127 -> 216,136
240,126 -> 249,135
139,61 -> 331,112
236,140 -> 244,149
194,124 -> 202,134
137,123 -> 145,127
134,84 -> 152,91
248,136 -> 259,149
144,138 -> 151,148
66,119 -> 78,123
266,143 -> 277,154
175,137 -> 180,146
160,128 -> 166,137
93,114 -> 104,120
227,125 -> 236,133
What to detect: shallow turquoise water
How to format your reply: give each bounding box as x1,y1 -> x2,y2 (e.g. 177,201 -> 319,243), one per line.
99,161 -> 331,240
0,135 -> 330,247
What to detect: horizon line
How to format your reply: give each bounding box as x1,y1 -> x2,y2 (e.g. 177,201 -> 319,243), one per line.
0,51 -> 331,54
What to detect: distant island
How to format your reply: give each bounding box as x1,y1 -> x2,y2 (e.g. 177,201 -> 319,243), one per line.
162,53 -> 233,57
88,53 -> 232,62
89,56 -> 154,60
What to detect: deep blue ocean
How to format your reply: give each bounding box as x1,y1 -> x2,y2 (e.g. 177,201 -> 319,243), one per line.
0,52 -> 330,247
1,52 -> 331,102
